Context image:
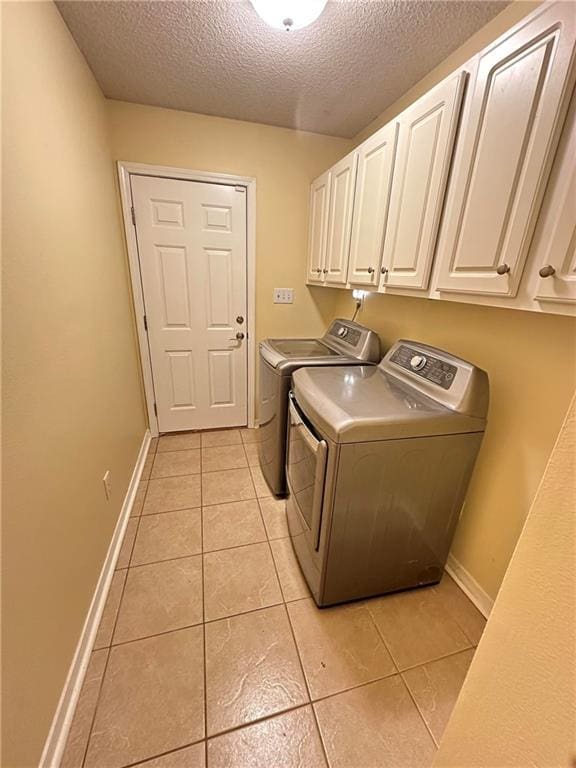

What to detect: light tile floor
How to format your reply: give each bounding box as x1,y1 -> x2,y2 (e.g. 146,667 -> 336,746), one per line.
62,428 -> 486,768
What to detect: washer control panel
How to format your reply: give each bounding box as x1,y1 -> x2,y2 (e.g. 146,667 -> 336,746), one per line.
328,321 -> 361,348
390,345 -> 457,390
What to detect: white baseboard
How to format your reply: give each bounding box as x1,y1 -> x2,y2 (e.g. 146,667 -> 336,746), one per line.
39,430 -> 151,768
446,553 -> 494,619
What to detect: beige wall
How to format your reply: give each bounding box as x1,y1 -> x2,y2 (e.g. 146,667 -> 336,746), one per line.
433,393 -> 576,767
2,3 -> 147,766
326,0 -> 576,603
106,100 -> 349,346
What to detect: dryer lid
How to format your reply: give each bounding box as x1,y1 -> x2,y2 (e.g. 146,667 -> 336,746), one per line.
291,341 -> 488,443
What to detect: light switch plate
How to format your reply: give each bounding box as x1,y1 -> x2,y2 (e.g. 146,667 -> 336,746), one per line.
274,288 -> 294,304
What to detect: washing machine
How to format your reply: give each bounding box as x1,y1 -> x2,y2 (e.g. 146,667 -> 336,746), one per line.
286,339 -> 489,607
258,319 -> 380,497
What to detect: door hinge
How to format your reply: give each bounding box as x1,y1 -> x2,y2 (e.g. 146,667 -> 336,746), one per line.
143,315 -> 148,331
153,402 -> 158,417
131,206 -> 136,225
235,186 -> 246,193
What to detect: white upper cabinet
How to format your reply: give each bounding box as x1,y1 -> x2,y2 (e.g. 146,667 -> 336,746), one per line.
435,3 -> 576,297
325,151 -> 358,285
380,71 -> 467,291
307,170 -> 331,283
532,94 -> 576,308
347,121 -> 399,286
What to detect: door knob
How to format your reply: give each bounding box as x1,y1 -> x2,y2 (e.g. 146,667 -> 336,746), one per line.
229,332 -> 245,341
323,268 -> 328,274
539,265 -> 556,278
381,266 -> 389,275
367,266 -> 375,274
315,268 -> 322,274
236,315 -> 244,324
496,263 -> 510,275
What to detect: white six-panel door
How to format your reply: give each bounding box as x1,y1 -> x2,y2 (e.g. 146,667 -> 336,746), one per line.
131,175 -> 247,432
380,71 -> 467,291
347,121 -> 399,286
435,2 -> 576,297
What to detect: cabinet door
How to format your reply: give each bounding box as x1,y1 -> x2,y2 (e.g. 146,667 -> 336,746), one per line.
325,152 -> 358,285
533,95 -> 576,306
307,170 -> 331,283
435,2 -> 576,297
348,121 -> 399,286
381,71 -> 466,291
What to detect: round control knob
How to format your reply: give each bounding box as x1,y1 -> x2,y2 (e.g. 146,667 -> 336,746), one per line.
337,326 -> 348,338
496,263 -> 511,275
410,354 -> 427,371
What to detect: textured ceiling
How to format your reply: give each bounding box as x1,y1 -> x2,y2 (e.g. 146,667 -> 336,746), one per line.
57,0 -> 509,138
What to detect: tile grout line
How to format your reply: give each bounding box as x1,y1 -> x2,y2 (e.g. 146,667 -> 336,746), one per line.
430,580 -> 486,647
149,469 -> 202,481
127,550 -> 203,571
205,702 -> 318,745
398,672 -> 440,751
142,491 -> 272,518
117,736 -> 205,768
126,694 -> 364,768
78,646 -> 111,768
363,606 -> 400,675
199,447 -> 209,767
139,505 -> 201,518
79,440 -> 157,767
398,643 -> 477,674
264,531 -> 331,768
364,596 -> 468,751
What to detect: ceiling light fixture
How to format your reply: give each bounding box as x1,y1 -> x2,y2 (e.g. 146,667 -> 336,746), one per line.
249,0 -> 328,32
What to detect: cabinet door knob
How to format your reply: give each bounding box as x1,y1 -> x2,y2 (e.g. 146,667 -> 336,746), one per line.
539,264 -> 556,278
323,268 -> 328,274
367,266 -> 375,274
381,266 -> 389,275
496,263 -> 511,275
315,267 -> 322,274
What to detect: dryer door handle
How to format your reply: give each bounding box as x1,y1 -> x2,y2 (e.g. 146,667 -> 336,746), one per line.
288,393 -> 328,552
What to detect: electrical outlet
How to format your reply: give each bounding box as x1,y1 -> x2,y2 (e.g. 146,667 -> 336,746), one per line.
103,470 -> 111,501
273,288 -> 294,304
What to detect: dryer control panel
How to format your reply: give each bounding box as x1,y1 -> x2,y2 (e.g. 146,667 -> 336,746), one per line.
382,339 -> 489,418
390,345 -> 458,390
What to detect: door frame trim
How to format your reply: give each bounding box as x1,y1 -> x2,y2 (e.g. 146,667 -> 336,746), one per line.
117,161 -> 257,436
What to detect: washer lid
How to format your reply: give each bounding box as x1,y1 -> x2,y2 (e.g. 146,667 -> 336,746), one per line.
268,338 -> 339,358
259,338 -> 350,373
292,365 -> 486,443
260,319 -> 381,373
